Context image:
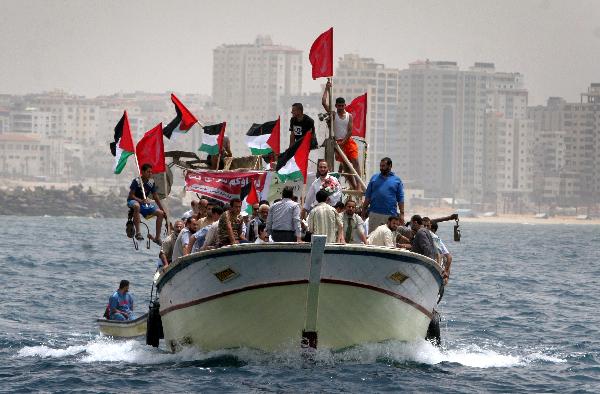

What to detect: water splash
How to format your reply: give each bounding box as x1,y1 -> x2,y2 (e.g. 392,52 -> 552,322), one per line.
15,337 -> 566,369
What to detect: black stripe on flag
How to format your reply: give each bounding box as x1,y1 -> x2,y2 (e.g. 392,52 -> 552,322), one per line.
246,120 -> 277,137
163,105 -> 183,139
275,136 -> 303,172
109,112 -> 126,156
203,123 -> 225,135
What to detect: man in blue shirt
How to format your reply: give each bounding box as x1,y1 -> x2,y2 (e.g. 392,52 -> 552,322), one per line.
127,163 -> 166,245
362,157 -> 405,231
109,280 -> 135,321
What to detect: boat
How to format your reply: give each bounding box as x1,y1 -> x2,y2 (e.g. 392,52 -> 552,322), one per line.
133,90 -> 448,352
151,236 -> 444,352
97,313 -> 148,338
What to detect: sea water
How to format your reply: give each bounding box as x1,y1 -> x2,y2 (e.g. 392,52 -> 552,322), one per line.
1,216 -> 599,392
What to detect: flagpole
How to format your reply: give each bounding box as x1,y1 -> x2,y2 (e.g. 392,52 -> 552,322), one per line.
328,77 -> 333,139
215,153 -> 221,170
162,165 -> 171,235
132,151 -> 147,201
325,77 -> 335,170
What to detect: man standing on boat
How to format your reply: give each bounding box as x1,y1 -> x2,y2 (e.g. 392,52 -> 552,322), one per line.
307,189 -> 344,243
266,186 -> 302,242
342,199 -> 368,244
246,204 -> 270,243
303,159 -> 342,217
322,81 -> 362,190
289,103 -> 318,150
108,280 -> 135,321
217,198 -> 246,246
362,157 -> 405,230
410,215 -> 436,260
127,163 -> 166,245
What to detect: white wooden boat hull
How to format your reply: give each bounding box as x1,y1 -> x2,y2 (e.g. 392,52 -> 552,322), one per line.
156,239 -> 442,352
97,313 -> 148,338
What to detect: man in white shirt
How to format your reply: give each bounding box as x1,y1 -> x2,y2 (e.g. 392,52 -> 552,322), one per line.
367,216 -> 400,247
171,217 -> 198,262
303,159 -> 341,217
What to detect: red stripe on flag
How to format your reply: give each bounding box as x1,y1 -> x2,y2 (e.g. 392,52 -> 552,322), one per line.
266,116 -> 280,155
297,131 -> 313,183
217,122 -> 226,152
120,110 -> 135,152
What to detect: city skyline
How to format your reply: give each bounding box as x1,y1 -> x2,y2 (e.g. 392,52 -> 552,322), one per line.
1,0 -> 599,105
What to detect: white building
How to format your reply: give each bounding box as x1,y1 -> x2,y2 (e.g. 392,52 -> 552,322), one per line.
334,54 -> 401,178
212,35 -> 302,120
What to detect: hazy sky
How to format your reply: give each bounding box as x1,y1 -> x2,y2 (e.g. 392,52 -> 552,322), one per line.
1,0 -> 599,105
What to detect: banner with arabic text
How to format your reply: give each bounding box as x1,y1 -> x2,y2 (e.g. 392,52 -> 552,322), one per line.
185,170 -> 267,204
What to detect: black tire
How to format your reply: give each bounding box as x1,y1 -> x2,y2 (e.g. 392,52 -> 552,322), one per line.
146,301 -> 163,347
425,309 -> 441,346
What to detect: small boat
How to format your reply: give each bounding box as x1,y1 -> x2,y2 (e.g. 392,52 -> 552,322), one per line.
151,235 -> 443,352
97,313 -> 148,338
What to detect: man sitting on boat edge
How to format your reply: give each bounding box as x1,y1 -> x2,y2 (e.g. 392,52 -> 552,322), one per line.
127,163 -> 166,245
108,280 -> 135,321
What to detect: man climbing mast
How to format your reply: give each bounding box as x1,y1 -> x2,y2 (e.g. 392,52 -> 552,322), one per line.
322,80 -> 363,191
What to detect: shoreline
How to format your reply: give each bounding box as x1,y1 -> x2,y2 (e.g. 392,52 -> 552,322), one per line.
416,208 -> 600,225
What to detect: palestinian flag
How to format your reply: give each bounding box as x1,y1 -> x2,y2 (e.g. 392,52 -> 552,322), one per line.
163,94 -> 199,139
109,111 -> 135,174
199,122 -> 226,155
246,117 -> 280,155
275,131 -> 312,183
241,179 -> 260,215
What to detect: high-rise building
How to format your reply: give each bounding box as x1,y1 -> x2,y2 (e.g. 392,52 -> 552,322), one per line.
395,60 -> 533,210
212,36 -> 303,158
528,84 -> 600,206
334,54 -> 400,177
212,35 -> 302,118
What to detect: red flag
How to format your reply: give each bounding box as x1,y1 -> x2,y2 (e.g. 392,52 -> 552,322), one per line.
345,93 -> 367,138
136,123 -> 166,173
309,28 -> 333,79
266,116 -> 281,155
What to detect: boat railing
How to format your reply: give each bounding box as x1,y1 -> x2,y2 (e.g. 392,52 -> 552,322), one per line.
163,242 -> 443,277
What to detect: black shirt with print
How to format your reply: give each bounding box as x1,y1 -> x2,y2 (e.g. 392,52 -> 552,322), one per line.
289,115 -> 318,150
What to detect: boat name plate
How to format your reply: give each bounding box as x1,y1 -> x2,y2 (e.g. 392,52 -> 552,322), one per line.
388,271 -> 408,284
214,267 -> 239,283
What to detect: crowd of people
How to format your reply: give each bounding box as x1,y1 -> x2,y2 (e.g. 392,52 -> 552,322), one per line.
144,157 -> 454,287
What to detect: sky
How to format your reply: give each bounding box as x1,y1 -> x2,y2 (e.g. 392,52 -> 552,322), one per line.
1,0 -> 599,105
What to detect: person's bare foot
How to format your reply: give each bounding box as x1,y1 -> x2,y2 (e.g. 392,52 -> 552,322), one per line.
149,234 -> 162,246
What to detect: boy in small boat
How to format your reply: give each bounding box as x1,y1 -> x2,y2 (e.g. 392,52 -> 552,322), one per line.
108,280 -> 135,321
